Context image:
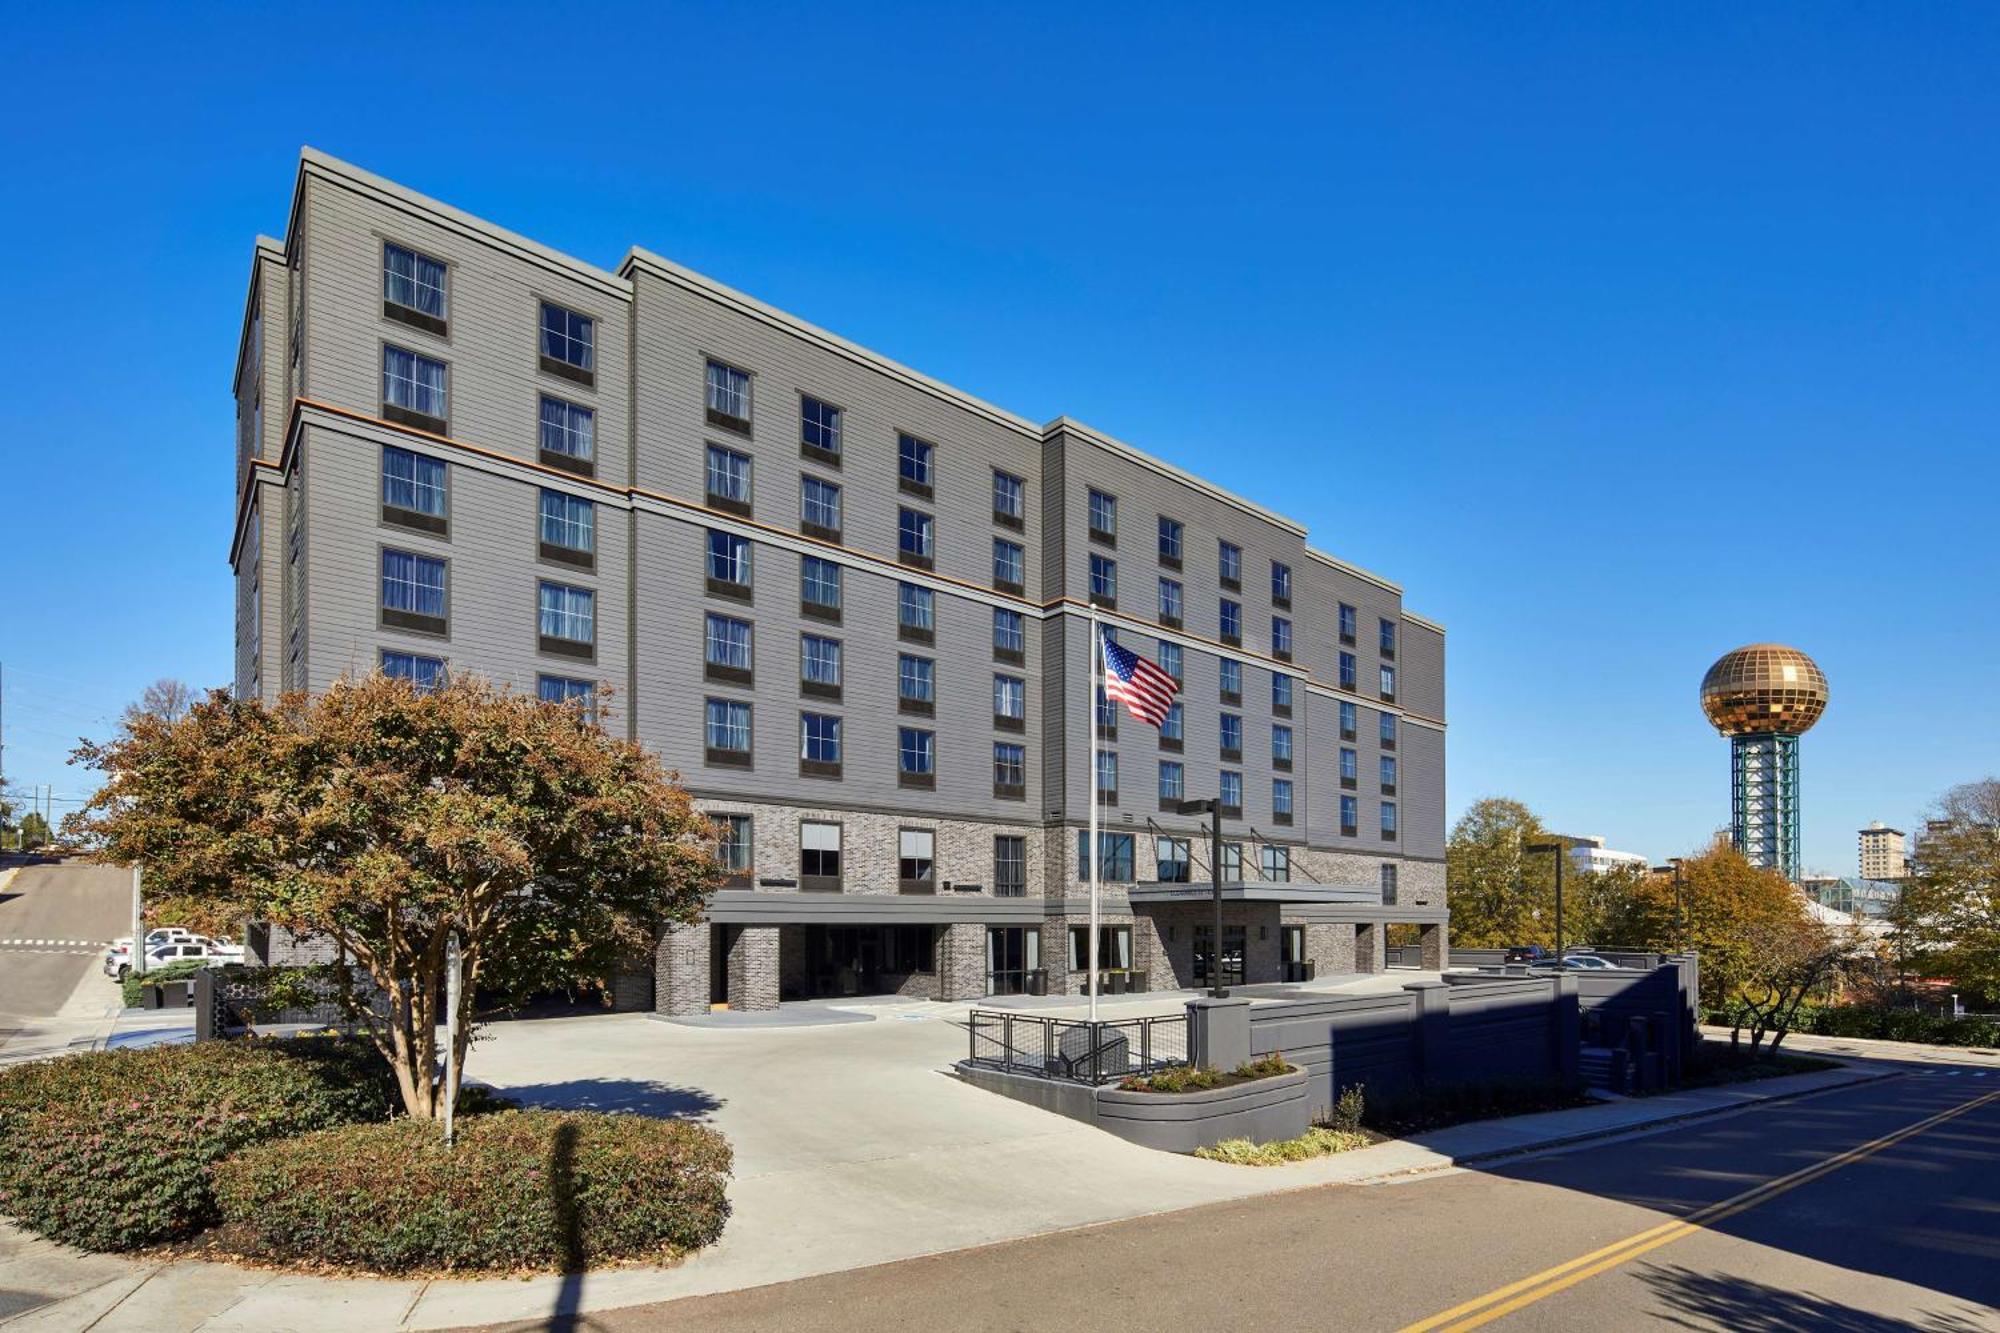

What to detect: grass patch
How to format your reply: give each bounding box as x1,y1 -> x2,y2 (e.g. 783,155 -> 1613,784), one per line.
1195,1124 -> 1376,1165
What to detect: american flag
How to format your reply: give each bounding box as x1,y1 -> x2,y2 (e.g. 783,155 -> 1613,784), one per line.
1102,630 -> 1180,727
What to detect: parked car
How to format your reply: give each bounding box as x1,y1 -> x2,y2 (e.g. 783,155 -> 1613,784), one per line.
1503,945 -> 1550,964
102,928 -> 203,978
108,938 -> 241,982
1558,954 -> 1618,971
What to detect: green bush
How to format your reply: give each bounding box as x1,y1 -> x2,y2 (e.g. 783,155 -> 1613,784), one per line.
0,1038 -> 397,1251
214,1110 -> 732,1272
119,959 -> 205,1008
1194,1124 -> 1374,1165
1798,1004 -> 2000,1047
1119,1064 -> 1224,1093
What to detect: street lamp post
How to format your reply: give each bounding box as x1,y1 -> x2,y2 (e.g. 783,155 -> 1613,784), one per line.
1177,797 -> 1227,997
1668,857 -> 1687,954
1525,839 -> 1567,963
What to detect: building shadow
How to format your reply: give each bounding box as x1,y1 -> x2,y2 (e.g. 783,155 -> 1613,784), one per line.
1635,1263 -> 1995,1333
494,1077 -> 724,1121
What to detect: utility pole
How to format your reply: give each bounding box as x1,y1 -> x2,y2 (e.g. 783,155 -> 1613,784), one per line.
131,865 -> 146,977
1526,839 -> 1568,962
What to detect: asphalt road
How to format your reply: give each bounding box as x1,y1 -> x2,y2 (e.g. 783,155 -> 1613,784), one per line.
533,1067 -> 2000,1332
0,861 -> 129,1036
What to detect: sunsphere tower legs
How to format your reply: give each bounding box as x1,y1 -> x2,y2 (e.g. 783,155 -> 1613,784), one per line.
1700,644 -> 1827,882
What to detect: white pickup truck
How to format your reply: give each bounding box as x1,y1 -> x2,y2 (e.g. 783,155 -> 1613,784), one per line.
103,931 -> 246,980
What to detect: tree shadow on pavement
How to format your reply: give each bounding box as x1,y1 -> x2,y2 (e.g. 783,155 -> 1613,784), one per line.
1635,1263 -> 1996,1333
490,1077 -> 724,1120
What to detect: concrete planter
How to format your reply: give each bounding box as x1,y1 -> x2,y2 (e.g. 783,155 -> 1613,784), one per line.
148,980 -> 194,1009
1097,1067 -> 1310,1153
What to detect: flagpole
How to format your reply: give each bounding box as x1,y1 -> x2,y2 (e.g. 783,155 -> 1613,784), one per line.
1088,605 -> 1101,1024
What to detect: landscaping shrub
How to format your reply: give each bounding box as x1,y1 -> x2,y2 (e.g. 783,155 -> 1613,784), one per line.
1682,1039 -> 1837,1088
1799,1004 -> 2000,1048
1194,1123 -> 1374,1165
0,1038 -> 397,1251
1118,1053 -> 1295,1094
119,959 -> 205,1008
213,1109 -> 732,1272
1361,1077 -> 1592,1136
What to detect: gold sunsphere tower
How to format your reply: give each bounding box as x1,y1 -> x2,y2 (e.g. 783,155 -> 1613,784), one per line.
1699,644 -> 1829,881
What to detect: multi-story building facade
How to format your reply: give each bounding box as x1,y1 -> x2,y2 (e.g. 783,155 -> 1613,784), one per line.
1857,822 -> 1909,881
230,150 -> 1449,1013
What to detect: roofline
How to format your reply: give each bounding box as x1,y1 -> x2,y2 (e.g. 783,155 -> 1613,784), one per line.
1404,610 -> 1446,634
229,239 -> 286,393
290,147 -> 632,301
1303,543 -> 1400,594
1043,417 -> 1306,535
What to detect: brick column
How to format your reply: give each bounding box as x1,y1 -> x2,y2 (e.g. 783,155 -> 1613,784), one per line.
654,921 -> 709,1017
727,925 -> 780,1011
1420,920 -> 1449,970
938,922 -> 988,1002
1355,922 -> 1385,973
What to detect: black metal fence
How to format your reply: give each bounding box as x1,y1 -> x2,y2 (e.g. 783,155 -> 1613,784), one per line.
966,1009 -> 1188,1085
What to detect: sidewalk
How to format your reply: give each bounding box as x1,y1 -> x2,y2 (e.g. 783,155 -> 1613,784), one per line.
0,1018 -> 1898,1333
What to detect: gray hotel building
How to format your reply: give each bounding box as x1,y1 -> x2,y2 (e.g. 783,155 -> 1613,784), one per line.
231,150 -> 1449,1014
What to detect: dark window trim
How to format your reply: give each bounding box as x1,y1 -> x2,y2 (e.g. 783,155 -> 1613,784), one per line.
1220,574 -> 1241,593
898,770 -> 936,792
801,678 -> 842,702
539,354 -> 594,389
1220,803 -> 1243,821
1274,646 -> 1292,663
706,746 -> 754,770
706,576 -> 753,604
382,608 -> 448,637
1342,822 -> 1360,838
1342,776 -> 1358,791
538,634 -> 595,662
1220,630 -> 1242,648
899,550 -> 935,572
993,644 -> 1025,666
1090,592 -> 1118,611
1221,690 -> 1243,707
1220,747 -> 1243,764
899,477 -> 934,502
1273,701 -> 1293,718
1159,551 -> 1183,572
1381,691 -> 1397,705
801,597 -> 842,624
1274,755 -> 1293,772
1381,828 -> 1399,842
708,493 -> 753,520
1089,525 -> 1116,548
382,504 -> 447,537
704,662 -> 753,687
801,521 -> 842,544
1382,736 -> 1398,752
382,403 -> 447,435
1273,810 -> 1294,827
707,407 -> 752,435
538,541 -> 594,571
994,508 -> 1024,532
1097,788 -> 1120,807
899,623 -> 935,646
994,712 -> 1026,733
540,448 -> 595,478
1273,592 -> 1292,610
1158,612 -> 1182,630
799,758 -> 843,780
383,300 -> 448,338
994,577 -> 1025,597
899,697 -> 936,718
1158,734 -> 1183,754
993,782 -> 1026,802
1381,783 -> 1398,796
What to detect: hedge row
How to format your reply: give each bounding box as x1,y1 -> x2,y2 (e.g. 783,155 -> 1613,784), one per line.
1795,1004 -> 1999,1047
214,1109 -> 732,1272
0,1039 -> 397,1250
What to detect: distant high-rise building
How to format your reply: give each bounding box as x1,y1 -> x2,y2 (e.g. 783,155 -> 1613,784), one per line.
1857,822 -> 1909,881
1699,645 -> 1829,882
1556,834 -> 1650,877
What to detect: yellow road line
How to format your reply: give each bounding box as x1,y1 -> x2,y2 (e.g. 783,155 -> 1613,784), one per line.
1400,1087 -> 2000,1333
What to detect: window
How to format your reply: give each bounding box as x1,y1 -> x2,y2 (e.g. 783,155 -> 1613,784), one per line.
381,446 -> 446,529
899,828 -> 936,890
707,530 -> 752,590
1339,651 -> 1358,690
539,490 -> 594,562
1381,755 -> 1398,793
1272,616 -> 1292,659
1091,685 -> 1117,736
1380,618 -> 1397,659
1339,603 -> 1358,644
538,674 -> 593,705
1158,515 -> 1183,565
1272,724 -> 1293,766
898,433 -> 934,492
1219,770 -> 1243,814
538,581 -> 595,650
380,549 -> 447,631
706,698 -> 752,756
899,583 -> 934,635
898,508 -> 934,566
800,712 -> 842,768
1089,553 -> 1117,605
1077,831 -> 1135,883
994,674 -> 1026,723
706,444 -> 752,511
1380,665 -> 1397,700
993,742 -> 1026,794
1096,751 -> 1118,801
1158,760 -> 1185,803
899,727 -> 935,779
382,242 -> 446,324
706,359 -> 751,429
1157,837 -> 1191,883
993,538 -> 1025,590
1340,700 -> 1358,741
993,469 -> 1024,525
380,649 -> 445,692
1380,863 -> 1398,905
1219,713 -> 1243,758
1381,801 -> 1398,839
1218,540 -> 1242,587
801,634 -> 842,690
1069,924 -> 1133,972
1341,746 -> 1358,787
994,836 -> 1027,896
898,654 -> 935,708
801,820 -> 842,890
1272,675 -> 1293,713
993,607 -> 1025,658
1219,598 -> 1242,643
1088,488 -> 1117,542
538,395 -> 595,472
704,612 -> 752,676
1272,779 -> 1294,822
382,345 -> 447,427
1380,712 -> 1398,749
800,476 -> 842,536
1158,577 -> 1183,624
1221,843 -> 1245,882
539,302 -> 594,381
715,815 -> 752,883
1271,561 -> 1291,605
802,555 -> 841,614
1340,794 -> 1359,836
1220,659 -> 1242,701
1160,701 -> 1184,743
801,395 -> 842,459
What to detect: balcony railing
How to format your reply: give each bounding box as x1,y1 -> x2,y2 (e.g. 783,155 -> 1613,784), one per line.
966,1010 -> 1188,1086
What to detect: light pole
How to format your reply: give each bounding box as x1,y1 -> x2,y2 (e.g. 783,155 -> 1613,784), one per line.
1177,797 -> 1227,997
1667,857 -> 1687,954
1525,839 -> 1567,963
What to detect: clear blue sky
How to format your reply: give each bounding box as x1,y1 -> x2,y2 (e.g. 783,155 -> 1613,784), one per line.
2,4 -> 1995,873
